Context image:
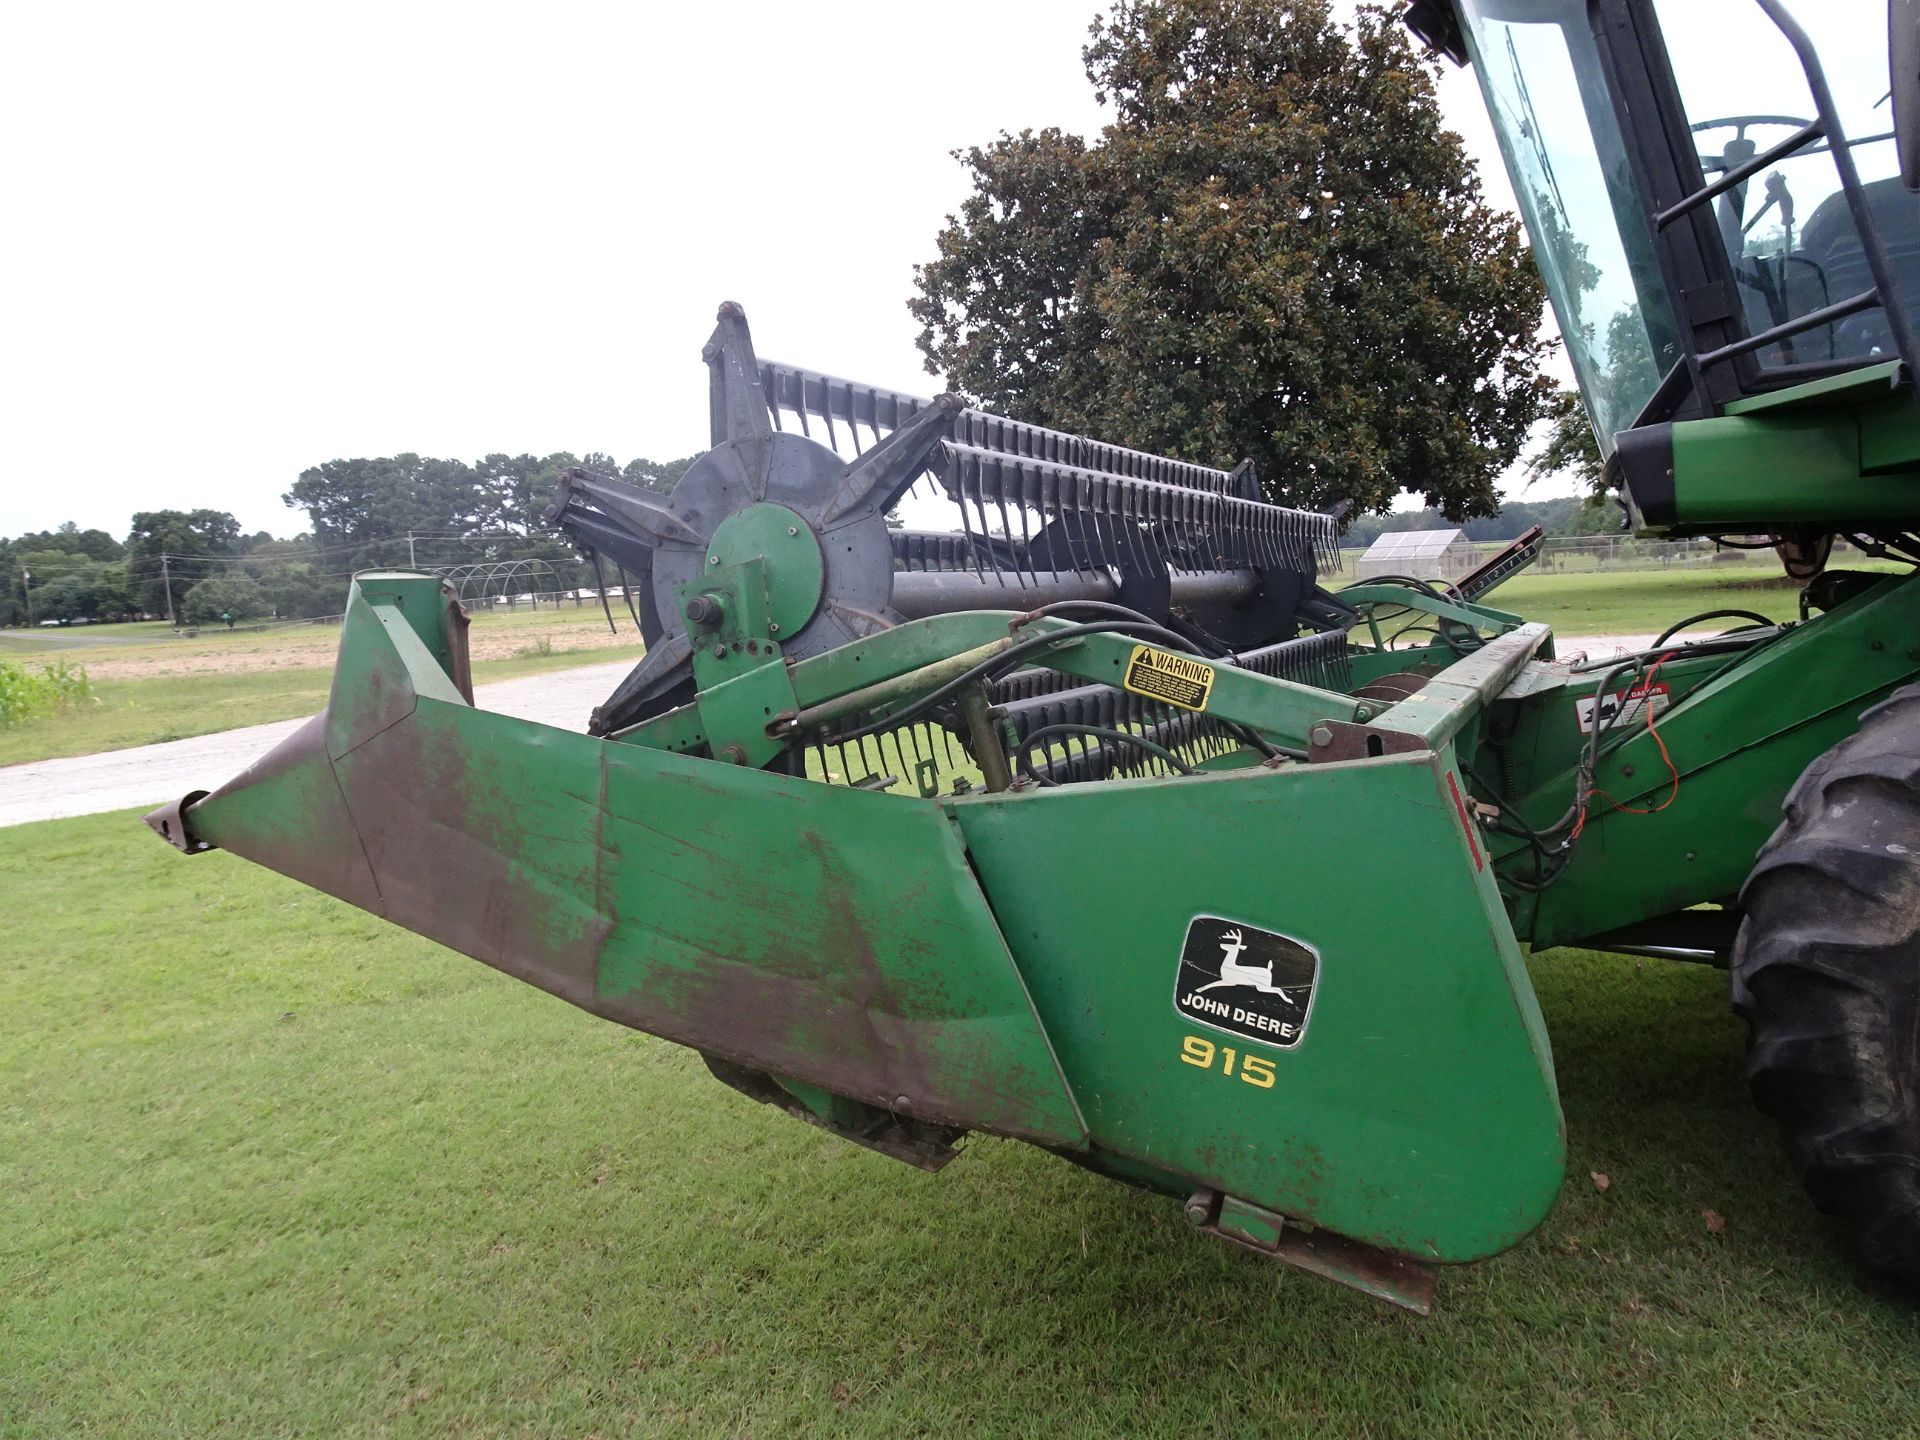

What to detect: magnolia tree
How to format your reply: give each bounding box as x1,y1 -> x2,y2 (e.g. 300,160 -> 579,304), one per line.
911,0 -> 1555,519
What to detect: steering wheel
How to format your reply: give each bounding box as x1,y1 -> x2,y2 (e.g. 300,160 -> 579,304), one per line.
1689,114 -> 1817,175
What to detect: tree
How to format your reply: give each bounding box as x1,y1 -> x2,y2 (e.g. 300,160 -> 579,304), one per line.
87,565 -> 137,620
125,509 -> 243,618
0,538 -> 22,627
1524,388 -> 1605,494
620,455 -> 697,496
31,572 -> 93,624
910,0 -> 1554,520
473,453 -> 562,540
283,450 -> 701,595
256,566 -> 344,621
181,576 -> 269,626
282,455 -> 486,570
235,538 -> 345,619
24,560 -> 135,622
14,522 -> 124,562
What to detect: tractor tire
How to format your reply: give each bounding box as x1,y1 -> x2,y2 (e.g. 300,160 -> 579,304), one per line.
1733,682 -> 1920,1290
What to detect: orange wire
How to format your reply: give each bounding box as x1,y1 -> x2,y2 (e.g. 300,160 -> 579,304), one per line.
1588,652 -> 1681,820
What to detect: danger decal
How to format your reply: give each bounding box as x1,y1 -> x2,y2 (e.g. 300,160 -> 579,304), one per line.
1574,680 -> 1671,735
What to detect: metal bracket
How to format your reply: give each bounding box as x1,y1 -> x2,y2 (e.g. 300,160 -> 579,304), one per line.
680,558 -> 800,768
1183,1188 -> 1439,1314
143,790 -> 213,854
703,1056 -> 965,1172
1306,721 -> 1430,764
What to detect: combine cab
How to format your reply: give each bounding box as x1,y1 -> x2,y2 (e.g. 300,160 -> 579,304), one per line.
152,0 -> 1920,1309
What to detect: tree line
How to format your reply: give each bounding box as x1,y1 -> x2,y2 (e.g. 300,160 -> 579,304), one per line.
2,401 -> 1600,635
1340,493 -> 1618,551
0,452 -> 694,628
4,459 -> 1611,630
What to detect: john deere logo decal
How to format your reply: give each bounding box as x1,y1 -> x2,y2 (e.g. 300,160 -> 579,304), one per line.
1173,915 -> 1318,1048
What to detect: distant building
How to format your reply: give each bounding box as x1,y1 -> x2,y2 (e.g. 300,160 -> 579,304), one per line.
1354,528 -> 1480,583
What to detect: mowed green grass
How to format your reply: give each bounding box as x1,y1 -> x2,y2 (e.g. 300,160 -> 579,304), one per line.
0,668 -> 343,765
1487,566 -> 1806,637
3,813 -> 1915,1437
0,608 -> 632,768
0,620 -> 183,649
1,608 -> 609,651
0,650 -> 623,768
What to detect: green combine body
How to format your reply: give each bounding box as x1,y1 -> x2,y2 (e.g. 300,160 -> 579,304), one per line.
151,0 -> 1920,1310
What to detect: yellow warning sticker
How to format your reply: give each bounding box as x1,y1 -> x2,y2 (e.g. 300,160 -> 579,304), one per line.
1123,645 -> 1214,712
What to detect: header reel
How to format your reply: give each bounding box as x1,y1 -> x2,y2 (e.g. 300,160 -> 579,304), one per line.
547,303 -> 1348,785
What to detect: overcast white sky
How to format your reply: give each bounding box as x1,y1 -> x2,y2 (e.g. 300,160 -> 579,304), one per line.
0,1 -> 1546,542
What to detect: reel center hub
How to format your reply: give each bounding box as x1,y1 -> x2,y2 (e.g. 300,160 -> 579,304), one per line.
705,502 -> 825,637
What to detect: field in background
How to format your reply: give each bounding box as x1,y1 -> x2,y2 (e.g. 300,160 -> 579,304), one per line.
0,602 -> 635,677
2,810 -> 1915,1438
1482,567 -> 1802,638
0,568 -> 1839,769
0,605 -> 638,767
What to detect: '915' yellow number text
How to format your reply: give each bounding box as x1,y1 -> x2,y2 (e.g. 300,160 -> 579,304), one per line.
1180,1034 -> 1275,1088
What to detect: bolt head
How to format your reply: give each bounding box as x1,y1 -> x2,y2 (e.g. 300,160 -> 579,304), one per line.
768,621 -> 780,633
713,644 -> 726,659
786,526 -> 798,536
1309,724 -> 1334,748
708,555 -> 719,566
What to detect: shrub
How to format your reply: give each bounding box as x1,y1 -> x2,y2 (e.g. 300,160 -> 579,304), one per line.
181,576 -> 269,627
0,659 -> 95,727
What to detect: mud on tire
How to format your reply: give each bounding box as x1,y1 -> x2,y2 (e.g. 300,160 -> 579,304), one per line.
1733,682 -> 1920,1290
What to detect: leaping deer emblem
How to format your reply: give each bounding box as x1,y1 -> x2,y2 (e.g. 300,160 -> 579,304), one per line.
1196,927 -> 1297,1003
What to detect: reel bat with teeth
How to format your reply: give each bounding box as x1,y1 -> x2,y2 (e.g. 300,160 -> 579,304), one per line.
546,301 -> 1349,780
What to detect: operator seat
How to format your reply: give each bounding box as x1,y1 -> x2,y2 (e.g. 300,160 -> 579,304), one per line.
1798,177 -> 1920,361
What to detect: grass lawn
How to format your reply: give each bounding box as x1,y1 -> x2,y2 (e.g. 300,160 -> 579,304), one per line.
1484,567 -> 1808,637
0,608 -> 613,651
0,607 -> 636,767
2,812 -> 1915,1437
0,620 -> 186,649
0,649 -> 626,769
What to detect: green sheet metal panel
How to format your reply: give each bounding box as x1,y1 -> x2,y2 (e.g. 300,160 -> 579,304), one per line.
185,577 -> 1087,1151
1666,398 -> 1920,529
946,754 -> 1565,1262
1506,575 -> 1920,947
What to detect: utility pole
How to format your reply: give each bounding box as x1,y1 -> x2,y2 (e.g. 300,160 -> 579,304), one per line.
407,531 -> 417,567
20,567 -> 32,628
161,552 -> 175,625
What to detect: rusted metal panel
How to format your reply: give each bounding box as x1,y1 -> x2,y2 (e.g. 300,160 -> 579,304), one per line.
164,579 -> 1087,1151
